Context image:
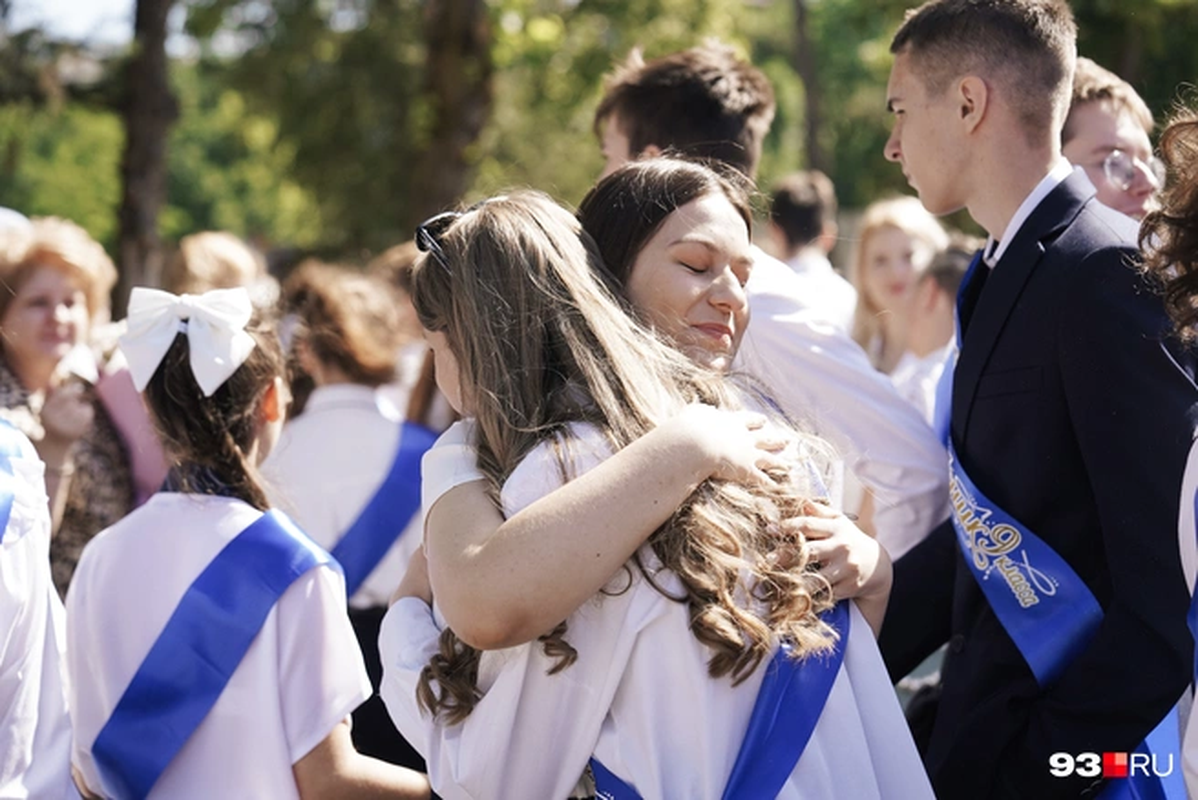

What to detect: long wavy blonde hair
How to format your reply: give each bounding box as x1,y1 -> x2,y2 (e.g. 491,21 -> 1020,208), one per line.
410,191 -> 837,723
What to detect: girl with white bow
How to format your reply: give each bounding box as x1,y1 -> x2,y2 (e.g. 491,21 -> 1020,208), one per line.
64,287 -> 430,800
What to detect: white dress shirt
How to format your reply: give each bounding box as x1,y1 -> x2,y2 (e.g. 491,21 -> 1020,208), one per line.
738,245 -> 950,558
67,493 -> 370,800
983,159 -> 1075,268
380,424 -> 935,800
890,343 -> 954,427
0,430 -> 75,800
263,383 -> 423,609
785,248 -> 858,333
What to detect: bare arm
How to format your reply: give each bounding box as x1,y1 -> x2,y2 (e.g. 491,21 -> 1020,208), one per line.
424,405 -> 786,650
293,720 -> 430,800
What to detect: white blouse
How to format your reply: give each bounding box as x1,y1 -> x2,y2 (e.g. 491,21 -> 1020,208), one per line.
66,493 -> 371,799
738,246 -> 951,560
380,424 -> 934,800
1177,440 -> 1198,799
263,383 -> 423,609
0,429 -> 74,799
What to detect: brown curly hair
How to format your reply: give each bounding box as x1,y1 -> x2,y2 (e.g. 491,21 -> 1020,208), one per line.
1140,109 -> 1198,340
410,191 -> 837,724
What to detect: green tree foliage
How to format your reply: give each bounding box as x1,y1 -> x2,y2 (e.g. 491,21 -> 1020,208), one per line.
0,101 -> 124,243
165,61 -> 324,247
185,0 -> 477,253
4,0 -> 1198,260
0,56 -> 322,253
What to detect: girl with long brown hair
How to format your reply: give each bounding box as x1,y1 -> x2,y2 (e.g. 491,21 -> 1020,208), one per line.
380,188 -> 930,799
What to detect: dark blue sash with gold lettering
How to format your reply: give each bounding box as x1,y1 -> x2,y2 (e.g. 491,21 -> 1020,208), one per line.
91,509 -> 334,800
950,446 -> 1183,799
330,421 -> 436,597
590,602 -> 850,800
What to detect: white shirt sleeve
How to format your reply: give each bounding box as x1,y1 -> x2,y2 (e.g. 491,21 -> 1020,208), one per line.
1177,440 -> 1198,800
275,564 -> 373,764
421,420 -> 485,518
739,250 -> 950,558
0,432 -> 75,799
380,428 -> 645,800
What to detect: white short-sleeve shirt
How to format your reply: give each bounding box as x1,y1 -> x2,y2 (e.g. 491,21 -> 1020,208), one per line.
381,424 -> 934,800
263,384 -> 423,609
66,493 -> 371,800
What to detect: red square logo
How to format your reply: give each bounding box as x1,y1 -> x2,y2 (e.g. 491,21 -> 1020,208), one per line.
1104,752 -> 1128,779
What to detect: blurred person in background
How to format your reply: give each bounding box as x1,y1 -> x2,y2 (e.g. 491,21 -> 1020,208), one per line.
0,216 -> 135,596
889,237 -> 978,426
368,241 -> 454,432
767,170 -> 857,332
263,261 -> 438,773
849,196 -> 949,374
1061,56 -> 1162,220
0,364 -> 73,796
163,230 -> 279,308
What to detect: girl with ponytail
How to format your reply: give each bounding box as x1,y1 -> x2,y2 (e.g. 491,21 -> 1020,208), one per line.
65,287 -> 429,799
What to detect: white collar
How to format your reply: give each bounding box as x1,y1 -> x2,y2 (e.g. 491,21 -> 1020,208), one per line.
983,159 -> 1074,268
303,383 -> 392,415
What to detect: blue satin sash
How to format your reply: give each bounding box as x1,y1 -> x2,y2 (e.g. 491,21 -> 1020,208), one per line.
330,421 -> 436,597
590,602 -> 850,800
950,448 -> 1181,798
948,444 -> 1102,685
931,250 -> 983,447
0,419 -> 25,536
91,509 -> 333,800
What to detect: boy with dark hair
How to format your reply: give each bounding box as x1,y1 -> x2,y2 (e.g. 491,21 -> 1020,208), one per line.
593,42 -> 949,560
768,171 -> 856,332
595,42 -> 775,179
880,1 -> 1196,797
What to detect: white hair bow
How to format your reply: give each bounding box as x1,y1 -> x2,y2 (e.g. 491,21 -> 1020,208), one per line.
120,287 -> 257,397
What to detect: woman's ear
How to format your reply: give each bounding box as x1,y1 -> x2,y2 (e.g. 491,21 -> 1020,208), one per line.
260,376 -> 287,423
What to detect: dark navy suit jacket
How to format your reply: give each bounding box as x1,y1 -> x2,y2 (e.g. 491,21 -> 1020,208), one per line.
880,171 -> 1198,799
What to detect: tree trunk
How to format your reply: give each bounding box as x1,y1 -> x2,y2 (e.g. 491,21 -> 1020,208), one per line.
407,0 -> 493,226
793,0 -> 825,173
113,0 -> 177,318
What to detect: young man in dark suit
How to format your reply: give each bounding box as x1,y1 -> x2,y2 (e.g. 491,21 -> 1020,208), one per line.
879,1 -> 1197,798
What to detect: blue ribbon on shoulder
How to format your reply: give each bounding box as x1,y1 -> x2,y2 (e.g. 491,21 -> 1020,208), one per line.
950,447 -> 1182,799
591,602 -> 850,800
91,509 -> 334,800
931,249 -> 983,448
330,421 -> 437,597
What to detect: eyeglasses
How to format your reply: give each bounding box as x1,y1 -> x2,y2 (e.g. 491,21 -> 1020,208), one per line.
1102,149 -> 1166,193
415,210 -> 463,274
